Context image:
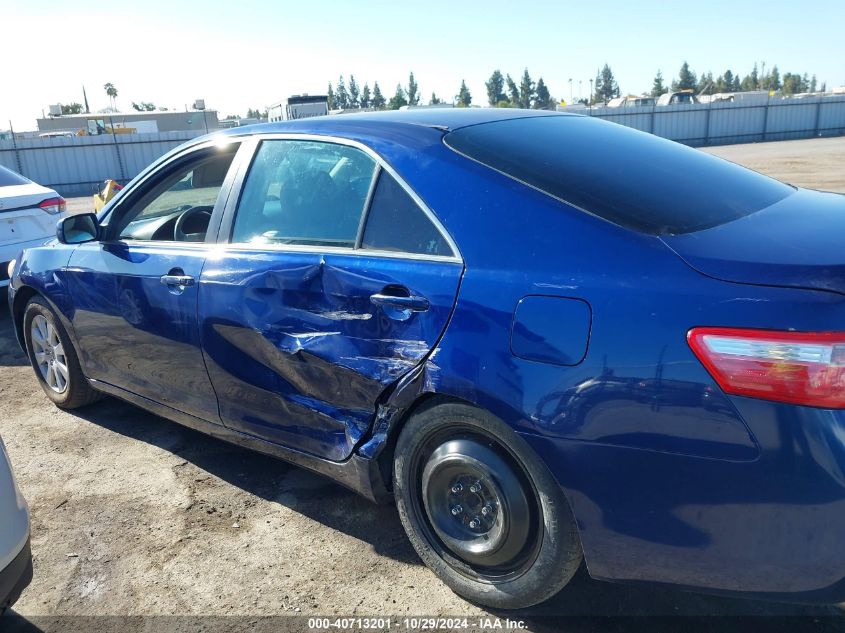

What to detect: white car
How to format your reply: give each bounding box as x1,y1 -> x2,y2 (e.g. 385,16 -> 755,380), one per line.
0,435 -> 31,614
1,165 -> 66,287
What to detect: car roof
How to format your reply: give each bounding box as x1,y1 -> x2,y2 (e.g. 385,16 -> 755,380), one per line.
218,107 -> 569,141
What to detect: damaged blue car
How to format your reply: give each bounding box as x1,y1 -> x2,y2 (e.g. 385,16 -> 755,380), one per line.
9,109 -> 845,609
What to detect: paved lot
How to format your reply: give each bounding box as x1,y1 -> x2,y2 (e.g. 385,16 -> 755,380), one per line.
3,137 -> 845,630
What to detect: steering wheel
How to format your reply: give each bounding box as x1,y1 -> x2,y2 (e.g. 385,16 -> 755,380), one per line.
174,206 -> 213,242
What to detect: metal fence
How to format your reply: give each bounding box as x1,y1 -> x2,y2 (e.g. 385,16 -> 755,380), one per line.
3,95 -> 845,199
0,131 -> 204,198
574,94 -> 845,147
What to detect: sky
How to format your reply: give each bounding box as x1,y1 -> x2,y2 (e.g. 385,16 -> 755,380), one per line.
2,0 -> 844,131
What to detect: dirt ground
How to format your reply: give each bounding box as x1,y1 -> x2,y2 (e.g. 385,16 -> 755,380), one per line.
3,137 -> 845,631
703,136 -> 845,193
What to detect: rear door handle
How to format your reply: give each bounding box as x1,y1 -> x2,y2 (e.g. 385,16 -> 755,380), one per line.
370,293 -> 430,312
160,274 -> 195,287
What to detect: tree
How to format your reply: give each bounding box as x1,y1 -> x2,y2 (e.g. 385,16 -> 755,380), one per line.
456,80 -> 472,107
429,92 -> 442,105
485,70 -> 506,106
361,83 -> 371,109
61,102 -> 83,115
810,74 -> 818,93
594,64 -> 619,104
103,82 -> 118,110
750,63 -> 759,90
246,108 -> 266,119
348,75 -> 360,109
534,77 -> 553,109
505,74 -> 519,106
336,75 -> 349,109
371,81 -> 386,109
327,82 -> 335,110
697,71 -> 715,95
782,73 -> 796,95
131,101 -> 156,112
651,70 -> 666,97
407,72 -> 420,106
674,62 -> 697,91
388,84 -> 408,110
769,65 -> 781,91
722,70 -> 734,93
518,68 -> 535,108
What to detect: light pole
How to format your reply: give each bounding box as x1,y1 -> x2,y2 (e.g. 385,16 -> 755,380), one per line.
589,78 -> 594,112
568,78 -> 573,105
579,80 -> 583,103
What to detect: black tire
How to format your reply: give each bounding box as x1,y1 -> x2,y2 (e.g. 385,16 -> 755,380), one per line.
23,297 -> 102,410
393,401 -> 582,609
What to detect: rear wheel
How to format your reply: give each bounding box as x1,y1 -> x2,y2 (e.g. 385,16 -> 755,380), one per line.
393,401 -> 582,609
23,297 -> 101,409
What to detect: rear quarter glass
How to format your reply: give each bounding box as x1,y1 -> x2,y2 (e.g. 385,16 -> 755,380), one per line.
444,115 -> 793,235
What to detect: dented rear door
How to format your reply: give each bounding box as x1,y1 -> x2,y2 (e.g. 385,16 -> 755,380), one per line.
198,249 -> 461,460
196,135 -> 461,461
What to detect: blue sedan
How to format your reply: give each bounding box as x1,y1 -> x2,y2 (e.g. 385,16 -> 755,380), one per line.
8,109 -> 845,609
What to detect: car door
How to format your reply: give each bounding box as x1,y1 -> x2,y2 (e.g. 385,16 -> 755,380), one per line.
198,137 -> 463,461
64,141 -> 242,422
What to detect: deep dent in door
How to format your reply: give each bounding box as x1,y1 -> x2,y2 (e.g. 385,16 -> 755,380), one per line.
199,252 -> 461,460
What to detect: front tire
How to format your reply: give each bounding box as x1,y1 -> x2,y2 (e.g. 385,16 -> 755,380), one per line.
393,401 -> 582,609
23,297 -> 101,409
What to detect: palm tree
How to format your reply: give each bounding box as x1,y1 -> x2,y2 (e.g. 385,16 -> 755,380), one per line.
103,82 -> 118,111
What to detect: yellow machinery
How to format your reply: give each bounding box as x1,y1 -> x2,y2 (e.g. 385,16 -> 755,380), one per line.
93,180 -> 124,212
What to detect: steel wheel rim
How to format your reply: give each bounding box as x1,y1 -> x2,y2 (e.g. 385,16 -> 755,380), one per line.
30,315 -> 69,393
410,428 -> 542,581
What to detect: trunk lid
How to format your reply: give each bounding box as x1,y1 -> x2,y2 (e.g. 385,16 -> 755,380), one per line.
0,183 -> 59,245
660,188 -> 845,295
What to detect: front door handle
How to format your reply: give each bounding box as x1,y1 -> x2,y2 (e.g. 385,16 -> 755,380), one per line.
370,293 -> 430,313
160,274 -> 195,287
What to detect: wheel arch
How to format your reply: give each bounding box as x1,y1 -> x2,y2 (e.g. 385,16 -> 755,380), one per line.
11,285 -> 39,352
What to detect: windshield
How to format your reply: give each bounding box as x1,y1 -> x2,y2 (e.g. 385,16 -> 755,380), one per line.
0,165 -> 32,187
444,115 -> 794,235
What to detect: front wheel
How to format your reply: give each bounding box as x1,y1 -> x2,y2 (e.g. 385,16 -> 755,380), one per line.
393,401 -> 582,609
23,297 -> 102,409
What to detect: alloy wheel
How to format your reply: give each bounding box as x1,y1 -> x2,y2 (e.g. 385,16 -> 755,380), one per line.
30,315 -> 69,393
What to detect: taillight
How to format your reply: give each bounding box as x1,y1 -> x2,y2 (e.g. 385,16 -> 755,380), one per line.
688,327 -> 845,408
39,197 -> 66,215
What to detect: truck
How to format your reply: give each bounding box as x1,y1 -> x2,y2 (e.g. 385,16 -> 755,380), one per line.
267,95 -> 329,122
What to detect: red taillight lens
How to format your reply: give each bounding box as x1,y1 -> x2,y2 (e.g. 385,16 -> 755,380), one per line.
688,327 -> 845,408
39,196 -> 66,215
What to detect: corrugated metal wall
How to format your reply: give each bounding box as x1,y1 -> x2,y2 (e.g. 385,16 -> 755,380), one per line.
580,94 -> 845,146
0,131 -> 203,197
2,96 -> 845,198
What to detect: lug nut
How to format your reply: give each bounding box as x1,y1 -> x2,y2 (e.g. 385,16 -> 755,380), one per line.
481,504 -> 493,516
470,481 -> 482,493
469,517 -> 481,529
451,505 -> 463,516
451,483 -> 463,493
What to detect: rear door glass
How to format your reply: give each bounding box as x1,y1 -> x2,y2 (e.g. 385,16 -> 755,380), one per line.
361,171 -> 454,257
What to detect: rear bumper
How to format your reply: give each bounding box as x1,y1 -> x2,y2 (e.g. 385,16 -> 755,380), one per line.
521,396 -> 845,604
0,537 -> 32,612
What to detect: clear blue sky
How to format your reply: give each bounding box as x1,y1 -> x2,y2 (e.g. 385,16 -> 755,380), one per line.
3,0 -> 843,129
